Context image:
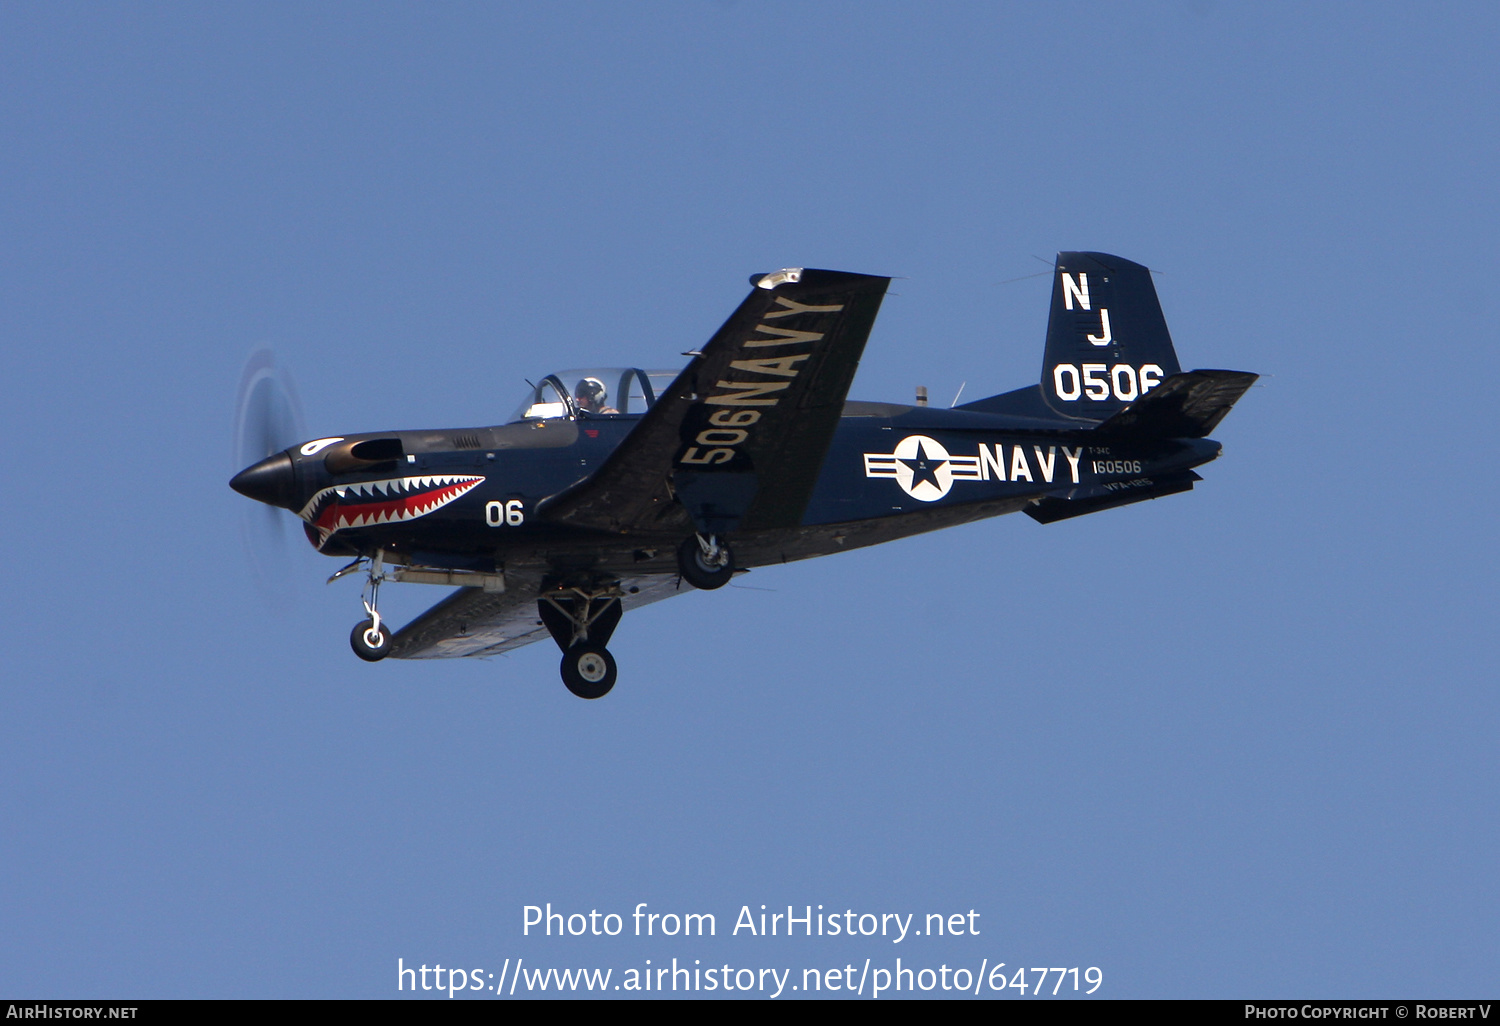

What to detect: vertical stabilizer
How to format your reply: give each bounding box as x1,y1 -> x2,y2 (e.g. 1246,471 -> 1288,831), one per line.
1042,252 -> 1181,420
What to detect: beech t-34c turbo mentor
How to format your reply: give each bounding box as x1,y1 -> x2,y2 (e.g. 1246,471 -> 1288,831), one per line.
230,253 -> 1256,698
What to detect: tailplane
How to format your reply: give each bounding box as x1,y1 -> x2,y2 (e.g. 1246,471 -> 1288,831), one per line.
1095,369 -> 1258,439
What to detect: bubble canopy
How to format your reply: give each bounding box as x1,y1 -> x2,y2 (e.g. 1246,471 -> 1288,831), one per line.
508,368 -> 680,423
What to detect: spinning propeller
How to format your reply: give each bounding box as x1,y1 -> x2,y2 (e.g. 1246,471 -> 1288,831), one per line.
232,348 -> 307,608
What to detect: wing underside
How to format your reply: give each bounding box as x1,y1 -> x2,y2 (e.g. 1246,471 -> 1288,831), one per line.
388,573 -> 686,660
388,495 -> 1039,660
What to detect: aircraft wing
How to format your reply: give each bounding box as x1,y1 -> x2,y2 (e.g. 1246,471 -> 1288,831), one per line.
537,269 -> 890,536
388,573 -> 685,659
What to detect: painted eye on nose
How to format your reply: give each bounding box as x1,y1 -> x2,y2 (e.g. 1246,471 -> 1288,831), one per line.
299,437 -> 344,456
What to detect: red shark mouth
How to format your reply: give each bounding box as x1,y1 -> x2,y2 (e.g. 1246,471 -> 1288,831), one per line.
298,474 -> 484,547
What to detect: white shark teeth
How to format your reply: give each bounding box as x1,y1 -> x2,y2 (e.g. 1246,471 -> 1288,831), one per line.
305,474 -> 484,528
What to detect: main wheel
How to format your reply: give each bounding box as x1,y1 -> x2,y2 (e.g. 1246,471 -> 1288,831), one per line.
561,643 -> 616,699
350,619 -> 392,661
677,535 -> 734,590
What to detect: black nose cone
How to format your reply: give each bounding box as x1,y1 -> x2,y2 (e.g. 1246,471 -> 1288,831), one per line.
230,452 -> 297,509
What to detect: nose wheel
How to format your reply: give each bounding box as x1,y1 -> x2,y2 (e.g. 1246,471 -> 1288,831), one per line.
351,615 -> 392,661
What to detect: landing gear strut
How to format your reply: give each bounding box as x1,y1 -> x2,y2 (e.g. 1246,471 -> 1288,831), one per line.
677,533 -> 734,590
347,550 -> 392,661
538,585 -> 623,699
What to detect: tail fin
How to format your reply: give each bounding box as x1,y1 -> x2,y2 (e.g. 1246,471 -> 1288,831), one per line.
1042,252 -> 1181,420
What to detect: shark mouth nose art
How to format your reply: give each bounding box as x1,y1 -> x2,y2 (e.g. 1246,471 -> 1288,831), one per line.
298,474 -> 485,545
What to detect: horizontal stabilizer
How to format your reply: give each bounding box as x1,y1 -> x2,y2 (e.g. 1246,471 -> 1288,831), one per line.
1025,471 -> 1201,524
1096,369 -> 1258,439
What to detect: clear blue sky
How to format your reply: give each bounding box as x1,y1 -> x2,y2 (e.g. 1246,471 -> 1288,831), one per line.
2,1 -> 1496,999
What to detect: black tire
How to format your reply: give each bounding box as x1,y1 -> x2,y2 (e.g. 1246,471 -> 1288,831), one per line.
677,535 -> 734,590
350,619 -> 392,662
561,643 -> 616,699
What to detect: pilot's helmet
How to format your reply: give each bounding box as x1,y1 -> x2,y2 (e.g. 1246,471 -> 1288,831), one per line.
575,377 -> 607,407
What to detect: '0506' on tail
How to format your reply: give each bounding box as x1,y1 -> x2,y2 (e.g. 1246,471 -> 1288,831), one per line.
1041,251 -> 1183,420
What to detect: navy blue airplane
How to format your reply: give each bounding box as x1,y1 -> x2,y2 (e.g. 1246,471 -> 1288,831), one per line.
230,253 -> 1256,698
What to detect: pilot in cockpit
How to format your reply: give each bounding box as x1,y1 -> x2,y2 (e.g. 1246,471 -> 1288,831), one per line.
574,376 -> 618,415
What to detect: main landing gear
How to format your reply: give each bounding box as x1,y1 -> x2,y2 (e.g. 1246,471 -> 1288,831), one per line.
339,551 -> 392,662
538,585 -> 623,699
560,644 -> 616,700
677,533 -> 734,590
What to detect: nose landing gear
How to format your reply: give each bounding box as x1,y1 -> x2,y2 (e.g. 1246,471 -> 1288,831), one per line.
343,551 -> 393,662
